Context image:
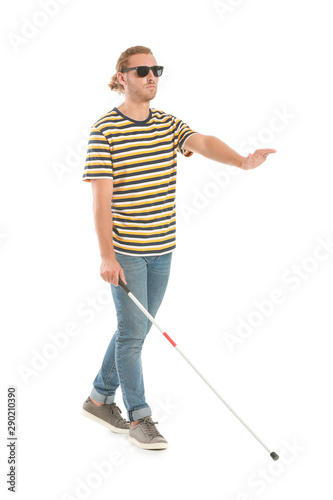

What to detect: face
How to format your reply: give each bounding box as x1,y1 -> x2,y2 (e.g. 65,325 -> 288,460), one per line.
118,53 -> 159,102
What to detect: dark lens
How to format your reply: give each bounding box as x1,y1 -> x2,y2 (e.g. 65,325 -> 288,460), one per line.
136,66 -> 149,77
153,66 -> 163,77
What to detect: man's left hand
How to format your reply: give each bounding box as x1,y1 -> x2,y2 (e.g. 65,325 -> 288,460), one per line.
241,149 -> 277,170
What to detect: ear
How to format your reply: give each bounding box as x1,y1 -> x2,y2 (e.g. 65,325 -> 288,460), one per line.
117,71 -> 126,88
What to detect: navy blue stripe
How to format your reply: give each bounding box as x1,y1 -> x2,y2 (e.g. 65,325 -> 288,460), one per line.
83,172 -> 113,178
114,179 -> 176,195
111,138 -> 174,153
114,245 -> 175,256
114,229 -> 175,240
112,156 -> 176,171
112,216 -> 175,226
113,205 -> 175,217
113,236 -> 176,248
114,189 -> 175,204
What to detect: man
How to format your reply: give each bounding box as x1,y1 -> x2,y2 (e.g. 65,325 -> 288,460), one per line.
81,45 -> 276,450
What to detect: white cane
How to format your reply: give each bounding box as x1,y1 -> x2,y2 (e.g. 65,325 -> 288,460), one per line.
119,279 -> 279,461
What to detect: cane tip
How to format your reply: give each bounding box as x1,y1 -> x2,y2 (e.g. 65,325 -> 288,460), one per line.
270,451 -> 279,461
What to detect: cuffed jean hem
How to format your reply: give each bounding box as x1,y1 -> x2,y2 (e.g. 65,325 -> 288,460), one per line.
90,388 -> 115,405
128,406 -> 152,422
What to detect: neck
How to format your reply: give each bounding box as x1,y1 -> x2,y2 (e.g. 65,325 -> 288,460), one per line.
117,98 -> 150,121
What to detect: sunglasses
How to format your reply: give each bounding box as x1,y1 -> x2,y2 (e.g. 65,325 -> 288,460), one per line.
121,65 -> 164,78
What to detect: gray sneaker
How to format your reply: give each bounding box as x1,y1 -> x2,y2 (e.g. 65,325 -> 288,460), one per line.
81,397 -> 130,434
129,416 -> 168,450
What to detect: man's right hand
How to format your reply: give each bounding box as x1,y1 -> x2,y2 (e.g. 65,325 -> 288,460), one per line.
100,256 -> 126,286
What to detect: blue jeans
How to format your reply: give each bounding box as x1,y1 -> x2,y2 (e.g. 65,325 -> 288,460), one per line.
90,252 -> 172,421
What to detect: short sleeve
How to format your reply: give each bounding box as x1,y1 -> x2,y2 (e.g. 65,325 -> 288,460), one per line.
82,126 -> 113,182
174,118 -> 198,157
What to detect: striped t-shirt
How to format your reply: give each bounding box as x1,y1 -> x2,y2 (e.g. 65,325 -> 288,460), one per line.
82,107 -> 197,256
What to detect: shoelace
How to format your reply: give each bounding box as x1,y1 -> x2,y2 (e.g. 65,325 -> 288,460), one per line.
110,404 -> 129,423
110,403 -> 122,415
139,417 -> 162,438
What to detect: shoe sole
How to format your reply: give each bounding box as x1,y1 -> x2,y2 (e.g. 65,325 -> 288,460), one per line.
81,408 -> 129,434
128,435 -> 168,450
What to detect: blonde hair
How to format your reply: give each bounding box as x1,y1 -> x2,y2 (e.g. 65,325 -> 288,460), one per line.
108,45 -> 154,94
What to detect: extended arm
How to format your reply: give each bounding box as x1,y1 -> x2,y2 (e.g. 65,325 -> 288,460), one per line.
184,133 -> 276,169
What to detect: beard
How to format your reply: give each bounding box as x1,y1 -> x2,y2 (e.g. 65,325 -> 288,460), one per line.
128,84 -> 157,102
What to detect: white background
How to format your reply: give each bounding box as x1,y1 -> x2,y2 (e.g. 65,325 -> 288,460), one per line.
1,0 -> 333,499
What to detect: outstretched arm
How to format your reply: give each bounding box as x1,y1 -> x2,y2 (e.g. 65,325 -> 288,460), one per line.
184,133 -> 276,170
